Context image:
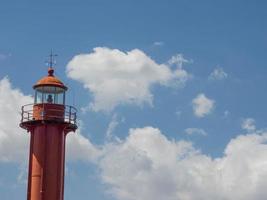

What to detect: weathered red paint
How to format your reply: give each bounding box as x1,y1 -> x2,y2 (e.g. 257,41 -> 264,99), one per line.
26,124 -> 71,200
33,104 -> 65,121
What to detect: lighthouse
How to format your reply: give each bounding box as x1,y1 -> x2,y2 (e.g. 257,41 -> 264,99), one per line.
20,57 -> 77,200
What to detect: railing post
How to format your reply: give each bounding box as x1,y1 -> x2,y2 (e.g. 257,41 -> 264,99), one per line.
21,106 -> 24,123
69,106 -> 71,123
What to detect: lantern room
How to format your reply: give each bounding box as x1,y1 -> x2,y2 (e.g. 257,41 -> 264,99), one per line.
33,67 -> 67,105
20,66 -> 77,130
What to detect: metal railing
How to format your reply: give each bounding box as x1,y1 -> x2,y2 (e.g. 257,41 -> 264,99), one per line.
21,103 -> 77,125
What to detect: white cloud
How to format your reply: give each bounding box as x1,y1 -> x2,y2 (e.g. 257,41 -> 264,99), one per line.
185,128 -> 207,136
67,47 -> 191,112
192,93 -> 215,118
209,67 -> 228,80
168,53 -> 191,69
0,77 -> 31,162
106,114 -> 124,139
66,130 -> 101,163
97,127 -> 267,200
99,127 -> 195,200
17,164 -> 28,185
241,118 -> 256,132
153,41 -> 164,46
106,115 -> 119,139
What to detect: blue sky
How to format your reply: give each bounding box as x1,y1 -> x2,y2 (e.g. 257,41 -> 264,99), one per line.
0,1 -> 267,200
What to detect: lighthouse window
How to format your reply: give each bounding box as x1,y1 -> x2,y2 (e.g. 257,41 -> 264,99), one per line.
55,92 -> 65,104
34,90 -> 43,104
35,86 -> 65,105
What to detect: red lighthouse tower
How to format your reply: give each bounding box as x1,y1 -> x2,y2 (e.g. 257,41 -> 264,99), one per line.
20,59 -> 77,200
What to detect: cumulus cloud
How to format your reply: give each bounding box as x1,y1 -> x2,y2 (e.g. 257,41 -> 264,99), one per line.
67,47 -> 191,112
99,127 -> 196,200
97,127 -> 267,200
168,53 -> 191,69
192,93 -> 215,118
0,77 -> 31,162
105,114 -> 124,139
66,130 -> 101,163
209,67 -> 228,80
185,128 -> 207,136
241,118 -> 256,132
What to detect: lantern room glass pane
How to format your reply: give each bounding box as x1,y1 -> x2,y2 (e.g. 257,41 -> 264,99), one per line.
34,86 -> 66,105
35,90 -> 43,104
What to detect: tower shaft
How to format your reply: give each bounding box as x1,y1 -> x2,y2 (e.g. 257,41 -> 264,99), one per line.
27,125 -> 68,200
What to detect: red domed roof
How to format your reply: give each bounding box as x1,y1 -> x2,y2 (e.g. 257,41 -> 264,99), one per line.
33,67 -> 67,90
